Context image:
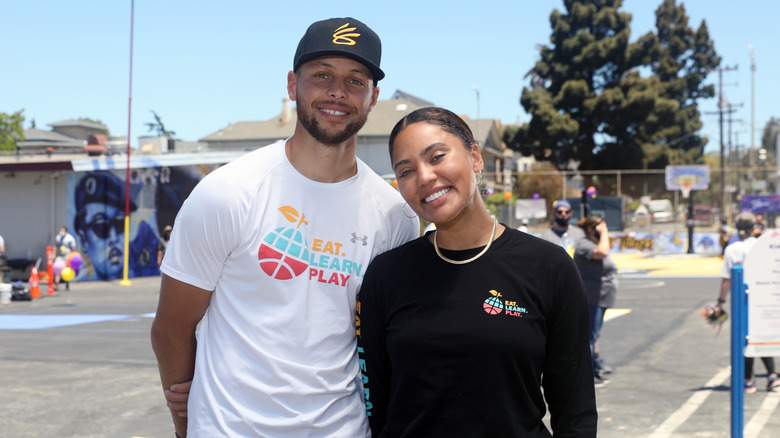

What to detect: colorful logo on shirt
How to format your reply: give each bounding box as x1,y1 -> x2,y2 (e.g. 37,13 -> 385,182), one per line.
258,207 -> 311,280
257,206 -> 365,287
483,289 -> 527,318
483,290 -> 504,314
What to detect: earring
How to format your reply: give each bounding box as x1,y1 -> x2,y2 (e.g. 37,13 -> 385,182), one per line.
476,170 -> 489,198
402,203 -> 418,219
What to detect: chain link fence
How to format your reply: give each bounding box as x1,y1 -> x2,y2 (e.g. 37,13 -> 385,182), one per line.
490,167 -> 777,232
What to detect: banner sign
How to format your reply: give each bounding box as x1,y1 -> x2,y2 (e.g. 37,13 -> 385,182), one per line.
744,230 -> 780,357
741,194 -> 780,214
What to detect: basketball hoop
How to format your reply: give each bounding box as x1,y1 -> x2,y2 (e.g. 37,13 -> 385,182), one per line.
679,175 -> 694,199
681,182 -> 692,199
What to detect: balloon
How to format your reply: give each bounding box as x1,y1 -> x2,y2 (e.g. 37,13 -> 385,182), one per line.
533,193 -> 540,200
69,254 -> 83,272
66,251 -> 81,267
61,267 -> 75,282
53,258 -> 66,276
504,191 -> 512,201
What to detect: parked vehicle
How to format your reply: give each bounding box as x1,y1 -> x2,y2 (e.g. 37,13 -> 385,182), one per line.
692,205 -> 716,226
647,199 -> 674,223
632,204 -> 651,228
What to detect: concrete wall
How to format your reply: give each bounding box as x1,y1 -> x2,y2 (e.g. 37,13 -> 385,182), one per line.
0,171 -> 69,260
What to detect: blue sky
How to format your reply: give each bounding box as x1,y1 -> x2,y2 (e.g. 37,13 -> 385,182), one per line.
2,1 -> 777,156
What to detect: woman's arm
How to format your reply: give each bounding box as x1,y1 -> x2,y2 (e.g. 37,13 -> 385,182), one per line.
591,221 -> 610,260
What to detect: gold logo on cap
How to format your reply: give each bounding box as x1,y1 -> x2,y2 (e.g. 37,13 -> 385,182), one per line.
332,23 -> 360,46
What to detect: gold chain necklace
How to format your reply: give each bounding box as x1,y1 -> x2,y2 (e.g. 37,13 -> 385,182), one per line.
433,219 -> 497,265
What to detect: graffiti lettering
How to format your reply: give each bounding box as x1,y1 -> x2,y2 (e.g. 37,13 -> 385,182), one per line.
618,235 -> 654,251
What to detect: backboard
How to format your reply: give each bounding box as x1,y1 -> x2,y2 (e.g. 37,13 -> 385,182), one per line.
665,165 -> 710,192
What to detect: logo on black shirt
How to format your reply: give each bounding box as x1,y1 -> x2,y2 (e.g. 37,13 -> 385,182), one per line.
483,289 -> 528,318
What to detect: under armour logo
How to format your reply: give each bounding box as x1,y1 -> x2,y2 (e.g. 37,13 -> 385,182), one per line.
332,23 -> 360,46
351,233 -> 368,246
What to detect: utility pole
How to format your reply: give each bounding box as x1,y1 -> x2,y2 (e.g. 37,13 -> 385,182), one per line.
727,102 -> 745,173
727,102 -> 743,222
713,65 -> 738,223
749,45 -> 756,186
734,130 -> 747,195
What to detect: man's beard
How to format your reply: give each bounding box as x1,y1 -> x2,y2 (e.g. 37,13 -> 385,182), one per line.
297,102 -> 368,145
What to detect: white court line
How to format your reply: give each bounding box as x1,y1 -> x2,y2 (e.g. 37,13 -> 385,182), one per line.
744,390 -> 780,438
647,367 -> 731,438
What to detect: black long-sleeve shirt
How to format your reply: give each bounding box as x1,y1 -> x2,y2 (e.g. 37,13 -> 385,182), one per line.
357,228 -> 597,437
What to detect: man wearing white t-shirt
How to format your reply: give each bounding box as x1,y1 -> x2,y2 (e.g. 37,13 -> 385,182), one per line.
151,17 -> 419,438
715,211 -> 780,393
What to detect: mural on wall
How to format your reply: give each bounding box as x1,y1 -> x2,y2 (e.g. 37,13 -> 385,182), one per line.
67,166 -> 203,281
609,232 -> 720,253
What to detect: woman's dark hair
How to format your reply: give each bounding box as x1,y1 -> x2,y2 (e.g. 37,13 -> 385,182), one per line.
388,107 -> 476,158
577,215 -> 604,231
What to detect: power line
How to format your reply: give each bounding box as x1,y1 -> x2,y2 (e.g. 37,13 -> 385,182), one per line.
703,65 -> 738,222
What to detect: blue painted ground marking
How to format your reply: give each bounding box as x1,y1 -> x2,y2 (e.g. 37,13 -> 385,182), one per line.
0,314 -> 133,330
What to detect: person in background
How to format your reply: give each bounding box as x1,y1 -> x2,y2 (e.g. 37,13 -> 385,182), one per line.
718,217 -> 731,257
518,217 -> 530,233
754,213 -> 765,237
156,225 -> 172,267
357,107 -> 597,437
151,17 -> 419,438
714,212 -> 780,393
539,200 -> 585,257
54,226 -> 77,290
574,215 -> 618,387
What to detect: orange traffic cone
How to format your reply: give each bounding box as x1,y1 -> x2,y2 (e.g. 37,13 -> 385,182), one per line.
29,267 -> 42,299
47,246 -> 55,296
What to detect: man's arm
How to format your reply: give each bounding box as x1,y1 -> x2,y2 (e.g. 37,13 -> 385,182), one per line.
715,278 -> 730,313
151,274 -> 212,438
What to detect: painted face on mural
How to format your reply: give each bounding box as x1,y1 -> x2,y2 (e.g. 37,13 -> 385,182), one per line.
81,203 -> 125,279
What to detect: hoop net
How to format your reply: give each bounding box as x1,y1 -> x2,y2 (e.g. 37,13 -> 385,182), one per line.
679,175 -> 694,199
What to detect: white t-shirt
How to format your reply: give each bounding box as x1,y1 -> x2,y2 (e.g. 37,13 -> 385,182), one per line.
161,140 -> 419,437
55,232 -> 77,257
721,236 -> 757,279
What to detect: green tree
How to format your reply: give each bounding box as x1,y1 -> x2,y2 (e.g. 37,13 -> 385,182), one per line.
509,0 -> 660,171
634,0 -> 720,168
759,116 -> 779,168
0,109 -> 25,152
145,110 -> 176,138
513,161 -> 564,207
506,0 -> 720,172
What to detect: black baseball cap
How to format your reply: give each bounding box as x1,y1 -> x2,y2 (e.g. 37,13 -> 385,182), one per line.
293,17 -> 384,82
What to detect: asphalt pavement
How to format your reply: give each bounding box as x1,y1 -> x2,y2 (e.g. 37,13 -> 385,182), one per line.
1,254 -> 777,437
